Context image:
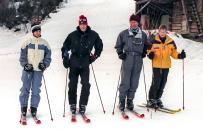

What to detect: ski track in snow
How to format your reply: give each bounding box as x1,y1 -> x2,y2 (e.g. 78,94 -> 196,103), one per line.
0,0 -> 203,130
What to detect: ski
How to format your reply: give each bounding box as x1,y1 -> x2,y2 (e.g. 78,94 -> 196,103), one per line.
137,104 -> 176,114
160,107 -> 181,113
128,110 -> 145,118
79,113 -> 91,123
121,111 -> 129,120
32,116 -> 41,124
19,115 -> 27,125
71,114 -> 77,122
29,109 -> 41,124
141,103 -> 181,113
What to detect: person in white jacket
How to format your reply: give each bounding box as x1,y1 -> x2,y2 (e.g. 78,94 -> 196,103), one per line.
19,23 -> 51,121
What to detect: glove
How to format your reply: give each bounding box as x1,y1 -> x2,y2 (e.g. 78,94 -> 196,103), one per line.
38,63 -> 46,71
24,64 -> 33,72
89,53 -> 98,64
142,52 -> 146,58
178,50 -> 186,59
63,58 -> 70,69
147,52 -> 154,60
118,52 -> 126,60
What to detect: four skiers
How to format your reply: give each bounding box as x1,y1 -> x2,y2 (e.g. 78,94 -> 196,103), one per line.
18,14 -> 186,122
19,23 -> 51,122
61,15 -> 103,115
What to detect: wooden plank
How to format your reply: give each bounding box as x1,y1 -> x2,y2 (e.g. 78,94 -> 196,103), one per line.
172,26 -> 182,30
190,25 -> 198,29
190,29 -> 199,33
172,23 -> 182,27
171,29 -> 182,34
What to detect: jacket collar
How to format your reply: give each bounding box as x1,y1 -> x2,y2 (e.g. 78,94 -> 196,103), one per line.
76,26 -> 91,34
155,34 -> 173,44
31,35 -> 41,41
128,28 -> 142,39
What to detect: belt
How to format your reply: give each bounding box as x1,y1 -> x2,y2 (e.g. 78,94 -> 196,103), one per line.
125,51 -> 141,56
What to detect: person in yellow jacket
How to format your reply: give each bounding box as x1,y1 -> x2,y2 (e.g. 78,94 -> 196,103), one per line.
147,25 -> 186,108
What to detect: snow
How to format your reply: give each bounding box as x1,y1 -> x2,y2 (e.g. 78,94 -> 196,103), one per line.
0,0 -> 203,130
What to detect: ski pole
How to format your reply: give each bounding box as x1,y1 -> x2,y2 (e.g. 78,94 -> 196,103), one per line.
112,65 -> 122,115
142,64 -> 148,103
90,63 -> 106,114
42,75 -> 54,121
183,58 -> 185,110
63,69 -> 68,117
142,64 -> 149,112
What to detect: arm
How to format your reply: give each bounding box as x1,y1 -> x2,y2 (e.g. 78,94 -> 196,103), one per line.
19,40 -> 28,67
43,41 -> 52,67
94,34 -> 103,57
142,32 -> 151,57
170,41 -> 179,59
115,32 -> 124,54
61,35 -> 71,59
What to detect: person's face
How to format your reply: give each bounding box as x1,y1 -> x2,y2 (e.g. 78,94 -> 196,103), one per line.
159,29 -> 167,38
79,24 -> 88,32
130,20 -> 139,29
33,30 -> 41,38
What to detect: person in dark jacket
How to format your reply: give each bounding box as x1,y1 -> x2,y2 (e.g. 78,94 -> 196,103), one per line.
115,14 -> 150,112
61,15 -> 103,115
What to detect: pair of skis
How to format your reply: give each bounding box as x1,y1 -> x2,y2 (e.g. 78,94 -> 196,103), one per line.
121,110 -> 145,120
19,115 -> 41,125
19,109 -> 41,125
71,112 -> 91,123
137,103 -> 181,114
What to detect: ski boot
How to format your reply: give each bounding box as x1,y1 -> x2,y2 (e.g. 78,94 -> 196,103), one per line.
118,99 -> 125,112
156,99 -> 164,108
126,99 -> 134,111
147,99 -> 158,109
70,104 -> 76,115
79,105 -> 86,115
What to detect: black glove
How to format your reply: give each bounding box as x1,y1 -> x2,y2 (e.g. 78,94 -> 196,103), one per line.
142,52 -> 146,58
89,53 -> 98,64
118,52 -> 126,60
178,50 -> 186,59
24,64 -> 33,72
147,52 -> 154,60
38,63 -> 46,71
63,58 -> 70,69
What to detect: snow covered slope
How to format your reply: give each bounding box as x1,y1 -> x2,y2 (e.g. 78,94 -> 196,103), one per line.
0,0 -> 203,131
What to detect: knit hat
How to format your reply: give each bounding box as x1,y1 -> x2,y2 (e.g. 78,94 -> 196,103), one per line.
31,23 -> 41,33
79,15 -> 88,25
129,14 -> 140,23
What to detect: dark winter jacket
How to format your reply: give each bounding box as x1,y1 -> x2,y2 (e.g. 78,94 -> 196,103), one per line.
61,26 -> 103,68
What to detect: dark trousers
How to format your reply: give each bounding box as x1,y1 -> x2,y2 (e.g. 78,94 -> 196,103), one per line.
68,67 -> 91,106
149,68 -> 169,100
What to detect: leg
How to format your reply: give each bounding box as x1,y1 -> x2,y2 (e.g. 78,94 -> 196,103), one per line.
148,68 -> 162,100
119,55 -> 133,100
31,71 -> 43,109
126,56 -> 143,110
68,67 -> 79,113
79,67 -> 90,114
127,56 -> 143,100
156,69 -> 169,99
118,55 -> 133,111
19,71 -> 33,115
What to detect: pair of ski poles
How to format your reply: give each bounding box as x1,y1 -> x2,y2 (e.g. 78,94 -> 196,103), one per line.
63,63 -> 106,117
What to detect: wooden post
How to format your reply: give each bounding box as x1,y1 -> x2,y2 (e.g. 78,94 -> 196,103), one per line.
181,0 -> 190,33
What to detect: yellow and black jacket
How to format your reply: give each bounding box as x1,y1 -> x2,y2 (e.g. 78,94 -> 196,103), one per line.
148,34 -> 180,68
